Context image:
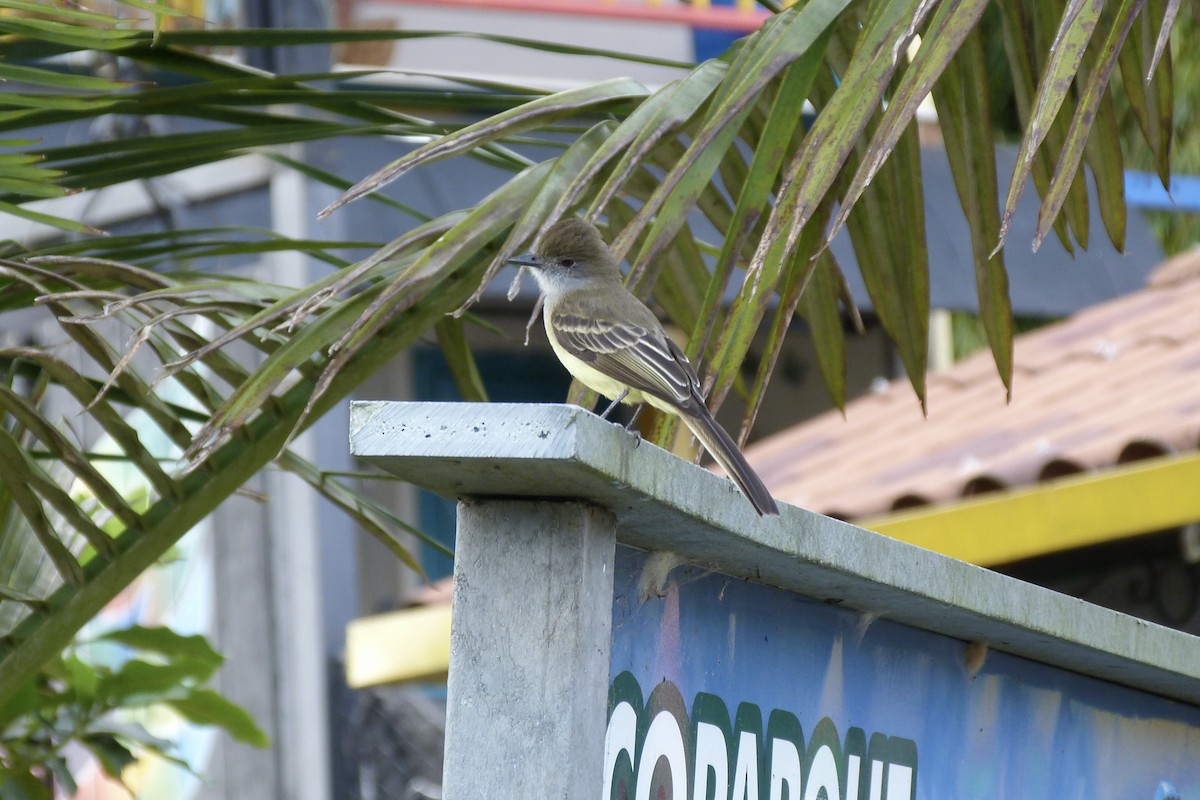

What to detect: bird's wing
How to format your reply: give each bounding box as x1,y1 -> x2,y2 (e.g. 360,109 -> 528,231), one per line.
550,310 -> 701,406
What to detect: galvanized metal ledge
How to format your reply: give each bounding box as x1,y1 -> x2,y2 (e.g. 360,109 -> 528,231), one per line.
349,401 -> 1200,705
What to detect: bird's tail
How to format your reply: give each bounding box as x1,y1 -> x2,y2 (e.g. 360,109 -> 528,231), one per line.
681,406 -> 779,516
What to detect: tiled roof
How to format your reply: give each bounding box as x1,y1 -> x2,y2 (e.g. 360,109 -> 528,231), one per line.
746,249 -> 1200,520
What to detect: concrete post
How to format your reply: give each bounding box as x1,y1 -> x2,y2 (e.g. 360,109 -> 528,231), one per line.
442,499 -> 616,798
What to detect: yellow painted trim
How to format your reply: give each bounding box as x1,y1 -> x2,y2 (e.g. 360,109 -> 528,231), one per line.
345,603 -> 451,688
863,451 -> 1200,566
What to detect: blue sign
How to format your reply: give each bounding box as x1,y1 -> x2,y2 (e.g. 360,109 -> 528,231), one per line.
605,546 -> 1200,799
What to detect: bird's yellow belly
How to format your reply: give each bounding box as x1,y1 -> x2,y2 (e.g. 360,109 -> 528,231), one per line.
546,326 -> 647,406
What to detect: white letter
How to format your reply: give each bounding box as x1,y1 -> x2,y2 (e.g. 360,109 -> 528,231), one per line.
769,738 -> 802,800
869,760 -> 884,800
693,722 -> 729,800
602,702 -> 638,800
886,764 -> 914,800
802,745 -> 840,800
636,711 -> 688,800
845,755 -> 861,800
732,731 -> 760,800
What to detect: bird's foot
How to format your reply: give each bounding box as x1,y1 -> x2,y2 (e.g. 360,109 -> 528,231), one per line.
623,404 -> 644,447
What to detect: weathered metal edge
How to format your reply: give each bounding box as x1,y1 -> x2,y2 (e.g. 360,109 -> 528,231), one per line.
349,400 -> 1200,705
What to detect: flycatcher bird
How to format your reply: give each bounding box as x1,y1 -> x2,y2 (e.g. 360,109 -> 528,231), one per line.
509,218 -> 780,516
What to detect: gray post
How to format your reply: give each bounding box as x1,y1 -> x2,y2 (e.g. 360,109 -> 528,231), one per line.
443,499 -> 616,799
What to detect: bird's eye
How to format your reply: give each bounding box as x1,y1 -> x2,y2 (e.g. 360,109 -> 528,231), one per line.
561,258 -> 576,268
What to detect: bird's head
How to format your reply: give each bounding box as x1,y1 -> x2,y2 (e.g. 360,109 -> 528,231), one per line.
508,218 -> 619,292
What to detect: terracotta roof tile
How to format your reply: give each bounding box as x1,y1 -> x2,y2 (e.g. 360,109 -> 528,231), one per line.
747,249 -> 1200,519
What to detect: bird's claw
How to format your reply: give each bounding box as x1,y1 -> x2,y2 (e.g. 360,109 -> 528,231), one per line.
606,417 -> 642,447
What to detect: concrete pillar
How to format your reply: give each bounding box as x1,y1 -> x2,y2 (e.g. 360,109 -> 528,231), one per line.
443,499 -> 616,799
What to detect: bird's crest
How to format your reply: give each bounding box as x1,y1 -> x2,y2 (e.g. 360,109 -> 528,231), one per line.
536,218 -> 611,264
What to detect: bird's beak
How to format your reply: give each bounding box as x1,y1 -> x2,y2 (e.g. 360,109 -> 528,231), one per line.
507,253 -> 540,268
